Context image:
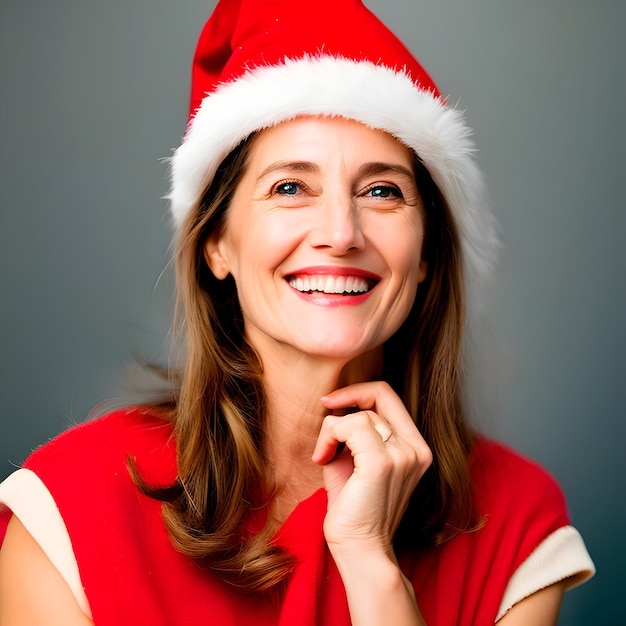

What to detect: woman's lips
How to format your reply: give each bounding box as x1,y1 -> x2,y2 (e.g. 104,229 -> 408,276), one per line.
284,267 -> 380,297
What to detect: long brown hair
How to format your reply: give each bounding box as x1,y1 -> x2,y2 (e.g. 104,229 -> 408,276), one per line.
135,128 -> 474,591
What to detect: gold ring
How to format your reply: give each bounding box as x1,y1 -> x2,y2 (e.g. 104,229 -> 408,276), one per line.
374,422 -> 393,443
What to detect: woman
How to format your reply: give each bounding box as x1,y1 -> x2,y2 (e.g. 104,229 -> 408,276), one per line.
0,1 -> 594,624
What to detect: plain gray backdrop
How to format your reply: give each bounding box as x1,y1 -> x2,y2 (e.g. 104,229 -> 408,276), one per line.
1,1 -> 623,622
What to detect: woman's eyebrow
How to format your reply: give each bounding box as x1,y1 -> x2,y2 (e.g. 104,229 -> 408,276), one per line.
258,161 -> 319,180
256,160 -> 414,182
358,162 -> 414,179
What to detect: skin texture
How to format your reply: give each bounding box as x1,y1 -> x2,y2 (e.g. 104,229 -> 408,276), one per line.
0,117 -> 566,624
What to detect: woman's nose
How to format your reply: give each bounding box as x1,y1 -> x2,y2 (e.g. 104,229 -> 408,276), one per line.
307,192 -> 365,253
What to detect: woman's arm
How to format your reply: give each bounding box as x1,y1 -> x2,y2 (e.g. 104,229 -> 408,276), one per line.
497,581 -> 566,626
331,547 -> 426,625
0,515 -> 94,626
313,381 -> 432,625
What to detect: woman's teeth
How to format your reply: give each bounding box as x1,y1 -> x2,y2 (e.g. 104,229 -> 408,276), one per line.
288,275 -> 372,294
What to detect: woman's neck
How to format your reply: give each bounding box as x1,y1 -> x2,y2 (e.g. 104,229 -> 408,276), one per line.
258,343 -> 383,512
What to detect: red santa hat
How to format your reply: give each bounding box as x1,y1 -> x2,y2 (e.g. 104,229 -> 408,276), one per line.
169,0 -> 498,315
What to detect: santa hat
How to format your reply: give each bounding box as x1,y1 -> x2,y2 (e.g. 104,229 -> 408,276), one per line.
169,0 -> 498,316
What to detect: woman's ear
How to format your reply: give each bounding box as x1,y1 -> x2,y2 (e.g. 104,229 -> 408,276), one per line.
418,257 -> 428,283
203,235 -> 231,280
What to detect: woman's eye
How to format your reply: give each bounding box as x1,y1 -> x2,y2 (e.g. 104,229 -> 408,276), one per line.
274,181 -> 300,195
365,185 -> 402,199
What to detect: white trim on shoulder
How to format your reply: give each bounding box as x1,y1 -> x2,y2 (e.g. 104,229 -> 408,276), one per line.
0,468 -> 92,619
496,525 -> 596,621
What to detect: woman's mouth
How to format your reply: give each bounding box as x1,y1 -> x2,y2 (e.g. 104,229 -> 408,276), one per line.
286,273 -> 378,295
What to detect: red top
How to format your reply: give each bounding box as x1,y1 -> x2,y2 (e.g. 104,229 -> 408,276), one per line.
1,408 -> 570,625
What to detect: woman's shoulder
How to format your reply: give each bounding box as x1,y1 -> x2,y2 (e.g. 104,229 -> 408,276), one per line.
25,406 -> 173,459
468,436 -> 570,535
0,407 -> 179,624
401,438 -> 591,623
470,437 -> 566,495
22,406 -> 176,489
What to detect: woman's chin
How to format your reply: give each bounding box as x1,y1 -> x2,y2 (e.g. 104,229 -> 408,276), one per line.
287,335 -> 383,364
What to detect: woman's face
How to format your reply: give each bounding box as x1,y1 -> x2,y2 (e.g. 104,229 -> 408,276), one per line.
204,116 -> 427,362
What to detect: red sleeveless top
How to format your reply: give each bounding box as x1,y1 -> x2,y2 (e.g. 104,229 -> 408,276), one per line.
2,408 -> 571,625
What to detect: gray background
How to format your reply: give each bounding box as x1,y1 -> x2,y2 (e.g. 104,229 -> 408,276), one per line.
0,0 -> 623,622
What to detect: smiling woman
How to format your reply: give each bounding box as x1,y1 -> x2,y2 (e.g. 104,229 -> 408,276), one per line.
203,118 -> 428,360
0,1 -> 595,625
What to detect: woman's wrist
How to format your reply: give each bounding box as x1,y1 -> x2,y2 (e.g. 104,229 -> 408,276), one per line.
330,547 -> 425,626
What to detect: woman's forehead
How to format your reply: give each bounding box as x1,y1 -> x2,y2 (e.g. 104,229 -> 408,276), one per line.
247,115 -> 415,168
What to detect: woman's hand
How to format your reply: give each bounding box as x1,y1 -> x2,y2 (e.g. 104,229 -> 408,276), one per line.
312,381 -> 431,625
312,381 -> 432,555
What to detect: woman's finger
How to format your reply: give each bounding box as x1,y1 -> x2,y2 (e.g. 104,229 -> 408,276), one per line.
313,405 -> 433,551
321,381 -> 424,447
312,411 -> 391,465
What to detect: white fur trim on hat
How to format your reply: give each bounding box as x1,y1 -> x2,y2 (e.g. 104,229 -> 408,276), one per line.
169,56 -> 498,317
